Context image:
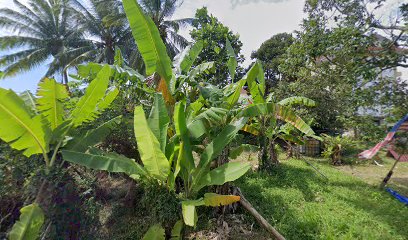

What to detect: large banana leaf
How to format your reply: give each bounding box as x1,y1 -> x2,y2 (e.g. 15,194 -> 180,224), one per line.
187,107 -> 229,140
189,62 -> 215,81
65,116 -> 121,152
226,37 -> 237,81
193,117 -> 248,186
70,65 -> 112,126
19,90 -> 37,114
187,119 -> 207,140
170,220 -> 184,240
174,102 -> 195,172
148,94 -> 170,152
176,40 -> 204,74
225,79 -> 246,109
134,106 -> 170,181
194,162 -> 251,192
97,88 -> 119,111
62,148 -> 148,179
239,103 -> 315,136
181,199 -> 204,227
0,88 -> 48,157
229,144 -> 260,159
142,224 -> 165,240
257,62 -> 266,96
279,133 -> 305,145
168,143 -> 182,190
278,96 -> 316,107
9,203 -> 44,240
203,193 -> 241,207
244,62 -> 264,104
37,78 -> 69,130
123,0 -> 173,83
78,63 -> 145,82
198,84 -> 224,107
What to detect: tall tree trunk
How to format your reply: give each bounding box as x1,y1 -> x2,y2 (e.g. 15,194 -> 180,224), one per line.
63,69 -> 70,93
63,70 -> 68,85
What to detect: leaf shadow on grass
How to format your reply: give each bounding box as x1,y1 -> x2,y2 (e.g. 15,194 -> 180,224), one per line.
327,179 -> 408,238
235,163 -> 330,239
235,160 -> 408,239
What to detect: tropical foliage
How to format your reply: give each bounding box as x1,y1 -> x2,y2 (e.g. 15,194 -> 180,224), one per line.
190,7 -> 244,86
1,0 -> 407,239
321,134 -> 355,165
0,65 -> 118,239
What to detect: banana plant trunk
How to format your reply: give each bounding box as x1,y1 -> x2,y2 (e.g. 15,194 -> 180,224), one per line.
215,147 -> 234,213
268,139 -> 279,166
258,134 -> 268,171
259,135 -> 279,171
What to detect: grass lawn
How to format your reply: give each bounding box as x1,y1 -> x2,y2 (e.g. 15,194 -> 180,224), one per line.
235,156 -> 408,240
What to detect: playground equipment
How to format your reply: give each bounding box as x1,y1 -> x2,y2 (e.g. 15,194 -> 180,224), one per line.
359,114 -> 408,204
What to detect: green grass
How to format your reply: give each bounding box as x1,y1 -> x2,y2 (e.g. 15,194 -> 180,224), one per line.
235,158 -> 408,240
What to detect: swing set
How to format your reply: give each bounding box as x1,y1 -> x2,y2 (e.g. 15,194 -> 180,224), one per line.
359,114 -> 408,205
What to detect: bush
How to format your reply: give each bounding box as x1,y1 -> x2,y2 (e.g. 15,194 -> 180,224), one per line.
140,183 -> 181,230
321,134 -> 356,165
0,143 -> 43,235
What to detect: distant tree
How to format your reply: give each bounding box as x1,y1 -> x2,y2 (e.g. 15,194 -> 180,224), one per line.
251,33 -> 294,90
277,0 -> 408,131
190,7 -> 244,86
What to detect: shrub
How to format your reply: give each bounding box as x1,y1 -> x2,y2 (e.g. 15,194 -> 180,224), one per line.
321,134 -> 356,165
140,183 -> 181,230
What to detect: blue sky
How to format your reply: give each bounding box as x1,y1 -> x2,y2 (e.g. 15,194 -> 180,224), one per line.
1,0 -> 406,93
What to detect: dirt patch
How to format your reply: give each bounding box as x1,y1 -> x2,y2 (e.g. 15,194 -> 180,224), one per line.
186,215 -> 269,240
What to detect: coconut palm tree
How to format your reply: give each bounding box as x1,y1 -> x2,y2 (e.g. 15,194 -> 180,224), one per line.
139,0 -> 193,57
0,0 -> 83,84
66,0 -> 139,68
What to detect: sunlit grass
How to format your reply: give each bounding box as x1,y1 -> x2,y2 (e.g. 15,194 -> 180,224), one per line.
236,158 -> 408,240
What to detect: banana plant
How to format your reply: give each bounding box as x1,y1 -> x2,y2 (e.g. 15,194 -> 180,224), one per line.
122,0 -> 218,107
62,93 -> 251,228
197,51 -> 317,169
188,61 -> 317,167
243,94 -> 318,169
0,65 -> 119,239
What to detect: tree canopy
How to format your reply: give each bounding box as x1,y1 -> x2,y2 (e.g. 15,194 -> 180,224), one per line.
190,7 -> 244,86
251,33 -> 294,91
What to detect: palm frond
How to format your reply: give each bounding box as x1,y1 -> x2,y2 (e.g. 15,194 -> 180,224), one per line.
2,48 -> 49,77
0,36 -> 43,49
0,48 -> 39,66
